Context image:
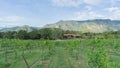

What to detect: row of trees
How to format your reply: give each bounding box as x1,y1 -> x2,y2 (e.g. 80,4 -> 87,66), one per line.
0,28 -> 120,40
82,30 -> 120,39
0,28 -> 65,40
0,28 -> 81,40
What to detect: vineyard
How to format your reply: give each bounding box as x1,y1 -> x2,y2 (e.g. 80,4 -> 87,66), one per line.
0,39 -> 120,68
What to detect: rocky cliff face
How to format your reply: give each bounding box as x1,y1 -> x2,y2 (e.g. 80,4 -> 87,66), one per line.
44,19 -> 120,33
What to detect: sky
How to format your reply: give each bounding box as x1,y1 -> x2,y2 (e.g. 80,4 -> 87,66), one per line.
0,0 -> 120,27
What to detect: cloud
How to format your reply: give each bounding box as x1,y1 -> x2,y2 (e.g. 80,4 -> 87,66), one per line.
51,0 -> 111,7
51,0 -> 103,7
105,7 -> 120,12
73,8 -> 120,20
73,11 -> 105,20
0,22 -> 22,27
105,7 -> 120,20
51,0 -> 118,8
85,6 -> 92,11
110,0 -> 120,7
110,14 -> 120,20
73,6 -> 120,20
83,0 -> 103,5
52,0 -> 81,7
0,16 -> 25,22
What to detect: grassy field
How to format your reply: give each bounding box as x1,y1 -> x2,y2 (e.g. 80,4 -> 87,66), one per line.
0,39 -> 120,68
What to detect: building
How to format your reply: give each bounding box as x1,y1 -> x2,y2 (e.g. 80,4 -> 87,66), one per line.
64,34 -> 81,39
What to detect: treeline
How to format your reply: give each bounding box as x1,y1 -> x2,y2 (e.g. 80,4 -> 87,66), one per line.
0,28 -> 120,40
0,28 -> 80,40
83,31 -> 120,39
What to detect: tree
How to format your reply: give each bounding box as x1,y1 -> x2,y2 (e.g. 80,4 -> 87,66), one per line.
2,31 -> 17,39
51,28 -> 64,39
28,30 -> 41,39
39,28 -> 52,40
0,32 -> 3,38
16,30 -> 29,39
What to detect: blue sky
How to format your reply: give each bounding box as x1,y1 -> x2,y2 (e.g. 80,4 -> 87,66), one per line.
0,0 -> 120,27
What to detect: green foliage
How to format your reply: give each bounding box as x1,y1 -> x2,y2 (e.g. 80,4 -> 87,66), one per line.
39,28 -> 64,40
88,48 -> 108,68
16,30 -> 29,39
1,27 -> 120,40
28,30 -> 41,39
0,39 -> 120,68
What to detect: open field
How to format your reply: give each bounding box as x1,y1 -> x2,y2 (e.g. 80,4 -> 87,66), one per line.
0,39 -> 120,68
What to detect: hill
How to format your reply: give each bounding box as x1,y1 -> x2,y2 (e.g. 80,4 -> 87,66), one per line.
44,19 -> 120,33
0,25 -> 39,32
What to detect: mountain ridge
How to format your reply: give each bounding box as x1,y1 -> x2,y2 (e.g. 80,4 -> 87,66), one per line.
44,19 -> 120,33
0,19 -> 120,33
0,25 -> 40,32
